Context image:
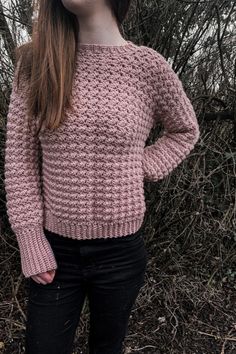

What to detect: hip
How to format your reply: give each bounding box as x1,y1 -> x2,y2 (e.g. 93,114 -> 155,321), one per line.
43,227 -> 148,269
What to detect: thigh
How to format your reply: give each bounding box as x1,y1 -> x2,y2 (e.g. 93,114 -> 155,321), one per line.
86,231 -> 148,354
25,229 -> 88,354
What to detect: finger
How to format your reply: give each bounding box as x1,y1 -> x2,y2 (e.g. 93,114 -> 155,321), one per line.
30,278 -> 38,284
39,272 -> 54,284
31,276 -> 42,284
34,275 -> 48,285
39,277 -> 48,285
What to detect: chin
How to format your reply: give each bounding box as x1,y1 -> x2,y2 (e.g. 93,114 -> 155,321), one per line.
61,0 -> 94,15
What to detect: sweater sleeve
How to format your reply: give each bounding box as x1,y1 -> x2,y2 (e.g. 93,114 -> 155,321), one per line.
142,51 -> 200,182
4,59 -> 58,278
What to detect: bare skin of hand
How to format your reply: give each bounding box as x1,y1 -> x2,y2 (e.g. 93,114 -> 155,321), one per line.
30,269 -> 56,285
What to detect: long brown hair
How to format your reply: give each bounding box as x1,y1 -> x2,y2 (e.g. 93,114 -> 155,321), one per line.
14,0 -> 132,137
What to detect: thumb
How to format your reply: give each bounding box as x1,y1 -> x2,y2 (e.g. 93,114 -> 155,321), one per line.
48,269 -> 56,280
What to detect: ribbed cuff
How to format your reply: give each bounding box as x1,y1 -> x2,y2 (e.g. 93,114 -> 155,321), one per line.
14,224 -> 58,278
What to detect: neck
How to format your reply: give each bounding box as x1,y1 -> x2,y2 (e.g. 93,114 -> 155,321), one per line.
76,6 -> 125,46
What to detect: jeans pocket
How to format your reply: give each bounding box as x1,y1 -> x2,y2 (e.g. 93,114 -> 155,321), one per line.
44,228 -> 76,250
44,229 -> 81,268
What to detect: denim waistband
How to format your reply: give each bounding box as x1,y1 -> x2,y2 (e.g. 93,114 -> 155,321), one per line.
43,227 -> 142,245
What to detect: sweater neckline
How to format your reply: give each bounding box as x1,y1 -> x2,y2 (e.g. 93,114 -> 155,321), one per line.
77,40 -> 134,54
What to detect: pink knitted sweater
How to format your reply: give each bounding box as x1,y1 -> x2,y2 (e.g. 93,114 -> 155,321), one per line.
4,40 -> 200,278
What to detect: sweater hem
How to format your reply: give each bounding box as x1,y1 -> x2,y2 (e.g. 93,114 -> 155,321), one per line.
43,209 -> 145,240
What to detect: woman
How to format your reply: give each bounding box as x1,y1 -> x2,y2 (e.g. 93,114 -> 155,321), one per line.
4,0 -> 200,353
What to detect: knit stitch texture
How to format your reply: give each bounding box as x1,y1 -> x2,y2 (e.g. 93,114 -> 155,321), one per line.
4,40 -> 200,278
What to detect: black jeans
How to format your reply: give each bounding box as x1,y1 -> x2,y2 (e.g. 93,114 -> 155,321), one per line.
25,227 -> 148,354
